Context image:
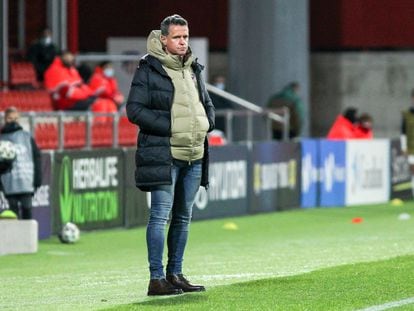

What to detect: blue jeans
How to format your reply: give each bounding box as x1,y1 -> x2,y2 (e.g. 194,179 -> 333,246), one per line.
147,161 -> 202,279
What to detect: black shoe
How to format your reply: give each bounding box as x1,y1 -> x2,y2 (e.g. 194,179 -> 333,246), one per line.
166,274 -> 205,292
147,278 -> 183,296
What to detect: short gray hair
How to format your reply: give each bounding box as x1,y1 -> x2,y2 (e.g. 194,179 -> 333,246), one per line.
5,106 -> 18,117
160,14 -> 188,36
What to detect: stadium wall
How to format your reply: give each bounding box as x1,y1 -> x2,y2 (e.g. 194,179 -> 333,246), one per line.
311,52 -> 414,138
1,139 -> 409,240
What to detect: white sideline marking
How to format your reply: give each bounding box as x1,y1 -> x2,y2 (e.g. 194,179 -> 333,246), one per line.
357,297 -> 414,311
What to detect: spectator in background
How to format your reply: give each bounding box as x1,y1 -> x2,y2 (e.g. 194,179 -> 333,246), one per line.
0,107 -> 41,220
401,89 -> 414,155
212,74 -> 226,91
327,108 -> 373,139
127,14 -> 214,296
209,74 -> 232,133
401,89 -> 414,136
27,28 -> 59,82
266,81 -> 304,140
89,61 -> 125,108
44,51 -> 117,114
354,113 -> 373,139
327,107 -> 359,139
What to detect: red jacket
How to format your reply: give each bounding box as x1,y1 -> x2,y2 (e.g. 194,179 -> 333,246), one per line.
353,125 -> 373,139
88,67 -> 124,105
327,115 -> 356,139
327,115 -> 373,139
44,57 -> 93,110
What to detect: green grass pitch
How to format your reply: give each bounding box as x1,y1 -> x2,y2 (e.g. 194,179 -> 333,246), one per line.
2,202 -> 414,310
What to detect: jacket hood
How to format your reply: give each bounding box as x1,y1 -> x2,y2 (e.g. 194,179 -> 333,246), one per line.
146,30 -> 194,70
1,122 -> 23,134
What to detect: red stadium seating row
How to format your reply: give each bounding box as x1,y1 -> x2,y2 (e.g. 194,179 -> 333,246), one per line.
64,121 -> 87,149
91,121 -> 114,148
9,62 -> 38,89
34,118 -> 138,150
0,90 -> 54,112
118,116 -> 137,146
35,123 -> 59,150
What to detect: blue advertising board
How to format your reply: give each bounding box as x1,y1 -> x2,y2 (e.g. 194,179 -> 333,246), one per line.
192,144 -> 250,220
319,140 -> 346,207
301,139 -> 318,208
250,141 -> 301,212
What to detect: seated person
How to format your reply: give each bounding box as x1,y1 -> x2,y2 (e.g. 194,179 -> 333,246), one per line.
44,51 -> 117,114
327,107 -> 358,139
354,113 -> 373,139
89,61 -> 124,108
27,28 -> 59,82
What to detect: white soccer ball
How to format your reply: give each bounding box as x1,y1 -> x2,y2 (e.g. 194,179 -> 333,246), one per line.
0,140 -> 17,161
59,222 -> 80,244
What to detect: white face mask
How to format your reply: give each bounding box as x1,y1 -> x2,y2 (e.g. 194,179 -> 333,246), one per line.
103,68 -> 114,78
214,82 -> 225,90
43,36 -> 52,45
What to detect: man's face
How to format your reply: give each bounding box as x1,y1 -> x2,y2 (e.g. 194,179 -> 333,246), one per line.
160,25 -> 189,56
61,53 -> 75,68
361,120 -> 372,130
5,111 -> 19,124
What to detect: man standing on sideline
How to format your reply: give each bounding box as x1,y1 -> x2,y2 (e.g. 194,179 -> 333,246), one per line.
0,107 -> 42,219
126,14 -> 215,296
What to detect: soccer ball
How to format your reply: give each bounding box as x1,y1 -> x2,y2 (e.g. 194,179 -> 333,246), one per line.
0,140 -> 17,161
59,222 -> 80,244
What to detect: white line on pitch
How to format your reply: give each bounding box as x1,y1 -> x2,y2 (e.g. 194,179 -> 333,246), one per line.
356,297 -> 414,311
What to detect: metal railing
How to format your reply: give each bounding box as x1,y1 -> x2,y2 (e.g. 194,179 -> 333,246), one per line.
206,83 -> 290,142
75,53 -> 290,141
1,51 -> 290,147
15,111 -> 133,151
2,108 -> 288,150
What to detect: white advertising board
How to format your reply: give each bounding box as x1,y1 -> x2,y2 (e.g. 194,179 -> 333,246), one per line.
345,139 -> 390,205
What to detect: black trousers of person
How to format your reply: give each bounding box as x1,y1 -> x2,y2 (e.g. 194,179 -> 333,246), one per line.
6,193 -> 33,220
68,96 -> 96,111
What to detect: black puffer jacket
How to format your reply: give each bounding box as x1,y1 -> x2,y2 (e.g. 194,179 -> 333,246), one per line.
126,55 -> 215,191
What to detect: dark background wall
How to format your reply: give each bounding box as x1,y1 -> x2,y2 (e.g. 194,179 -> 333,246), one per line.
8,0 -> 414,52
8,0 -> 47,50
78,0 -> 228,52
310,0 -> 414,49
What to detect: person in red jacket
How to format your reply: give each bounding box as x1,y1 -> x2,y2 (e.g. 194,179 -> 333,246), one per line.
327,107 -> 358,139
89,61 -> 124,108
44,51 -> 117,114
354,113 -> 373,139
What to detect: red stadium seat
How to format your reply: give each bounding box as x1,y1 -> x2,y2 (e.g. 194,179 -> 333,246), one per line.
64,121 -> 86,149
91,120 -> 113,147
0,90 -> 53,112
118,116 -> 138,146
35,123 -> 58,150
0,91 -> 19,111
9,62 -> 38,89
30,90 -> 54,111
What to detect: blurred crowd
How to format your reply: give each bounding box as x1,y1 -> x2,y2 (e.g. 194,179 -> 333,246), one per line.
26,28 -> 125,113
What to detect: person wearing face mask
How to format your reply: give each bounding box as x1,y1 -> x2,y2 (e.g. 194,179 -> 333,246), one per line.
0,107 -> 42,220
27,28 -> 59,82
89,61 -> 125,107
44,51 -> 117,114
